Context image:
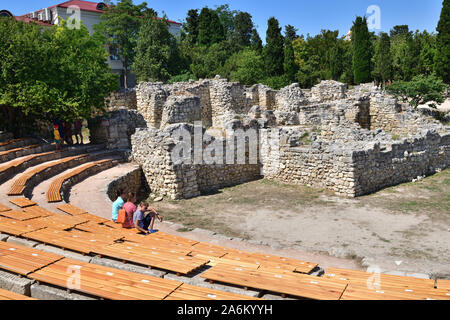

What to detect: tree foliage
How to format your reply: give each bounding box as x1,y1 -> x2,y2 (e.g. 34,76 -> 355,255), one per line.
352,16 -> 373,84
264,17 -> 285,77
435,0 -> 450,83
0,18 -> 118,135
94,0 -> 152,88
387,74 -> 447,108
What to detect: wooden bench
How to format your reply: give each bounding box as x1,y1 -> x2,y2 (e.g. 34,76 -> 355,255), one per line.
437,279 -> 450,290
56,203 -> 88,216
92,242 -> 209,276
340,284 -> 450,300
29,258 -> 183,300
0,241 -> 63,276
201,263 -> 347,300
0,288 -> 36,300
0,151 -> 56,176
0,144 -> 41,157
0,209 -> 42,221
189,242 -> 242,258
323,267 -> 436,290
165,283 -> 262,300
21,228 -> 121,255
0,217 -> 48,236
0,204 -> 12,212
221,252 -> 317,274
46,159 -> 114,203
23,214 -> 89,231
22,206 -> 55,218
8,154 -> 88,196
8,197 -> 37,208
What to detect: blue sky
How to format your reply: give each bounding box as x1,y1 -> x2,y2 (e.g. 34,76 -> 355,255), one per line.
4,0 -> 444,41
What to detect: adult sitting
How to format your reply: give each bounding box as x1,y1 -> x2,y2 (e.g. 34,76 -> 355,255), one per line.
112,190 -> 127,223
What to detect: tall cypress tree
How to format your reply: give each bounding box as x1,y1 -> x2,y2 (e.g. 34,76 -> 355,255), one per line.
233,12 -> 254,47
372,32 -> 392,89
264,17 -> 285,76
435,0 -> 450,83
250,28 -> 263,53
352,16 -> 373,84
198,7 -> 225,46
185,9 -> 199,45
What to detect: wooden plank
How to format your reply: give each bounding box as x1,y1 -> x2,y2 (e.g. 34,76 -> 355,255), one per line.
324,267 -> 435,290
56,204 -> 88,216
201,263 -> 347,300
0,217 -> 47,236
0,209 -> 41,221
8,198 -> 37,208
0,204 -> 12,212
29,258 -> 182,300
0,288 -> 36,300
165,283 -> 262,301
340,285 -> 450,300
92,243 -> 209,275
22,206 -> 54,218
0,241 -> 63,275
437,279 -> 450,290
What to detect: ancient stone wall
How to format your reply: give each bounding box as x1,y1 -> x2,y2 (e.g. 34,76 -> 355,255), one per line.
106,165 -> 149,202
106,89 -> 137,111
160,95 -> 202,128
88,109 -> 147,150
353,130 -> 450,196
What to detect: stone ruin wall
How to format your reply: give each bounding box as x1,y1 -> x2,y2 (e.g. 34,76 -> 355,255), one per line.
131,124 -> 261,200
92,78 -> 449,199
352,130 -> 450,196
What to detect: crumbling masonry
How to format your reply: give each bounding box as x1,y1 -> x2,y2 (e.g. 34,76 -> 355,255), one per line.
90,77 -> 449,199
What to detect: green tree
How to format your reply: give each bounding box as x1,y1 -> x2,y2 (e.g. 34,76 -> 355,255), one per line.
133,14 -> 179,82
285,25 -> 299,42
222,49 -> 265,85
372,32 -> 393,88
233,12 -> 254,47
264,17 -> 285,76
352,16 -> 373,84
390,25 -> 410,38
284,37 -> 298,82
388,74 -> 447,109
214,4 -> 238,38
198,7 -> 225,46
94,0 -> 152,88
0,18 -> 118,135
435,0 -> 450,83
189,42 -> 233,79
250,28 -> 263,53
185,9 -> 200,45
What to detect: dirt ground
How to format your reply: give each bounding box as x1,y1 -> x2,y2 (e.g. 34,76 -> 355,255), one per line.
150,169 -> 450,278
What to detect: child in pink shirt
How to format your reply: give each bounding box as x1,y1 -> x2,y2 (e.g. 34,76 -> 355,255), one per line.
122,193 -> 137,229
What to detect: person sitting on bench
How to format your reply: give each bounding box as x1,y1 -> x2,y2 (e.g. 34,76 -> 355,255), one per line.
133,202 -> 163,235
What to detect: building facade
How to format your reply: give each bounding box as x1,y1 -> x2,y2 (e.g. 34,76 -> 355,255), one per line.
11,0 -> 182,88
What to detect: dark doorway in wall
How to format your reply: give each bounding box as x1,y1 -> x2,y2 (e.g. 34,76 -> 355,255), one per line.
356,100 -> 371,129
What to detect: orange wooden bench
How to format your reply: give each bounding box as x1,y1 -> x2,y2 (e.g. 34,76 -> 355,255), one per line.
0,209 -> 42,221
0,151 -> 56,176
0,216 -> 48,236
21,228 -> 122,255
21,214 -> 89,231
323,267 -> 436,290
29,258 -> 183,300
56,203 -> 88,216
164,283 -> 262,300
220,252 -> 317,274
340,284 -> 450,300
437,279 -> 450,290
46,159 -> 115,203
8,154 -> 88,196
0,204 -> 12,212
201,263 -> 347,300
8,197 -> 37,208
92,242 -> 209,276
0,241 -> 63,276
0,288 -> 36,300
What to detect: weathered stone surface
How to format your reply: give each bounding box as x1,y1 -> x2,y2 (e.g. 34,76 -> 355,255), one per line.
30,283 -> 97,300
90,256 -> 167,278
34,244 -> 92,263
6,236 -> 39,248
0,270 -> 33,296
